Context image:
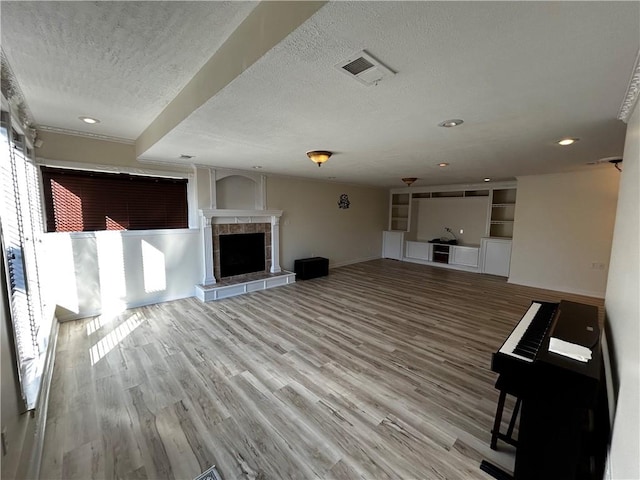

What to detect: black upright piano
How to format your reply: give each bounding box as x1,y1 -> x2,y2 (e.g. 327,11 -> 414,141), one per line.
486,300 -> 609,480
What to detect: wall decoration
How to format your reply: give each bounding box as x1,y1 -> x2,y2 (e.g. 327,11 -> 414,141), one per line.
338,193 -> 350,209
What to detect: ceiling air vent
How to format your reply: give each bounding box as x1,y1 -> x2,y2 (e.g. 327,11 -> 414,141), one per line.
336,50 -> 395,86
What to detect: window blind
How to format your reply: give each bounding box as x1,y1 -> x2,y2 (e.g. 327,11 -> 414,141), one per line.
1,113 -> 48,410
40,167 -> 188,232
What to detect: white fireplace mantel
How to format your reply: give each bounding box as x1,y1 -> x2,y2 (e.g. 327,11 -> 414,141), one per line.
200,209 -> 282,224
199,209 -> 283,285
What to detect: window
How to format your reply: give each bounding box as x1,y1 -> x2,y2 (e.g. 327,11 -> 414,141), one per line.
41,167 -> 188,232
1,111 -> 49,410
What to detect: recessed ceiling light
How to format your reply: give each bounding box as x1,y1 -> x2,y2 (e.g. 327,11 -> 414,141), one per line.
558,138 -> 578,146
438,119 -> 463,128
79,116 -> 100,124
438,162 -> 449,167
484,178 -> 491,182
252,166 -> 263,169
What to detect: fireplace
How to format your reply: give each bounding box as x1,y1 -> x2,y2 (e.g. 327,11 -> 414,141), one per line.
212,222 -> 271,280
219,232 -> 266,277
196,208 -> 295,301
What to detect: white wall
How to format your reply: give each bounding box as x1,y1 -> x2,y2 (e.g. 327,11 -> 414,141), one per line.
509,168 -> 620,297
605,103 -> 639,479
37,131 -> 189,175
266,176 -> 388,270
414,196 -> 489,245
1,259 -> 36,480
43,229 -> 202,321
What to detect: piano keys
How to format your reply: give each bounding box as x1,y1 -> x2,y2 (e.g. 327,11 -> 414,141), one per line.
486,300 -> 609,480
496,301 -> 558,363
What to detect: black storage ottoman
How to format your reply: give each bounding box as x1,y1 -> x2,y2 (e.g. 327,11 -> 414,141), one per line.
294,257 -> 329,280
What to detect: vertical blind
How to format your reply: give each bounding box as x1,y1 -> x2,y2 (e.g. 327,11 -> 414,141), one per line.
40,167 -> 188,232
1,111 -> 49,410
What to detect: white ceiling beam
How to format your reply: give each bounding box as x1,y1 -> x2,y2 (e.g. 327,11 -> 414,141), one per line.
135,1 -> 326,158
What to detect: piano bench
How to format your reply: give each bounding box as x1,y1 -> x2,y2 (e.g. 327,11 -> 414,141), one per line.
490,376 -> 522,451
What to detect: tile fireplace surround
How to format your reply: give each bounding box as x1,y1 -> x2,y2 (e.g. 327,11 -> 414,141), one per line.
195,209 -> 295,301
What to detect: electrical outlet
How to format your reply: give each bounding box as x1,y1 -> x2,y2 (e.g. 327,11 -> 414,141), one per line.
591,262 -> 605,270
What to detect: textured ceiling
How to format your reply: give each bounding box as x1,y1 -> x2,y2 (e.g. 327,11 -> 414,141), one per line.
1,1 -> 258,139
2,1 -> 639,188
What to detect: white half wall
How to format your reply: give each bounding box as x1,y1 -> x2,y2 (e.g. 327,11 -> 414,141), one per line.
605,103 -> 639,480
266,176 -> 388,270
509,168 -> 620,297
43,229 -> 201,321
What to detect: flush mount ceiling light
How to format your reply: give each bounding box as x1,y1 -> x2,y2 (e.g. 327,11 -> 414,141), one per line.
306,150 -> 332,167
79,116 -> 100,124
438,119 -> 463,128
558,138 -> 579,146
402,177 -> 418,187
438,162 -> 449,167
484,178 -> 491,182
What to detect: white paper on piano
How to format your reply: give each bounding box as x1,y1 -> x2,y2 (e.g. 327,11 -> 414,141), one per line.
548,337 -> 592,362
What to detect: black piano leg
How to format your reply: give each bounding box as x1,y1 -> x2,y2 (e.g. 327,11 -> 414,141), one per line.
480,460 -> 514,480
491,390 -> 507,450
506,397 -> 521,441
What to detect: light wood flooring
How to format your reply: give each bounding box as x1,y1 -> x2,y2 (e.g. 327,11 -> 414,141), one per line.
41,259 -> 603,480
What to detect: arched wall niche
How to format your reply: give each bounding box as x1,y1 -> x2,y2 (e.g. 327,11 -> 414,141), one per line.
193,166 -> 266,211
215,170 -> 265,210
216,175 -> 255,210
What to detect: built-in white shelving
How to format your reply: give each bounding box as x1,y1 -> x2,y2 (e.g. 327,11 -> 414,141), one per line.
389,193 -> 411,231
384,181 -> 517,276
489,188 -> 517,238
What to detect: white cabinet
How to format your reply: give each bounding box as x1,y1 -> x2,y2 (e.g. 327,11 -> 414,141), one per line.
450,245 -> 479,267
405,241 -> 432,261
382,231 -> 405,260
405,241 -> 480,270
481,237 -> 512,276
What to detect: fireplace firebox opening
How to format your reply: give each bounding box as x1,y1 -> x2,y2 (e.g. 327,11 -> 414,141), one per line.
219,232 -> 266,277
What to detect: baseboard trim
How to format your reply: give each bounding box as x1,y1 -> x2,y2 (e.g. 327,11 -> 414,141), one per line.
26,315 -> 60,480
330,255 -> 381,269
56,290 -> 197,322
507,278 -> 604,299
